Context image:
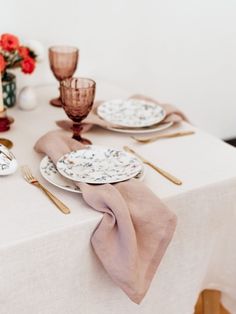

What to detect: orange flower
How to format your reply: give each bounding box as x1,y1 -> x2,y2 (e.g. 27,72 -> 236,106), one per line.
1,33 -> 19,51
0,54 -> 6,72
18,46 -> 30,58
21,57 -> 35,74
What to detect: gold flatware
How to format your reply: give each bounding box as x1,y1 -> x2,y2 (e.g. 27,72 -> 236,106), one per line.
132,130 -> 195,144
124,146 -> 182,185
21,165 -> 71,214
0,138 -> 13,149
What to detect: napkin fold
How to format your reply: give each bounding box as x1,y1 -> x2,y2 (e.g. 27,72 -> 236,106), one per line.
56,95 -> 189,132
34,131 -> 177,304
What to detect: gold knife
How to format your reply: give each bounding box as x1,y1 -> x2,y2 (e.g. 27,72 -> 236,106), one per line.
132,130 -> 195,143
124,146 -> 182,185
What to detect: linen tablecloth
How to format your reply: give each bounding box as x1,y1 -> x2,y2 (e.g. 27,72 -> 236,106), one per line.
1,82 -> 236,314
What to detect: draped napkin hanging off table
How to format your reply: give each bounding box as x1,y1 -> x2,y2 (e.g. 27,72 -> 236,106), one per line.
34,131 -> 177,304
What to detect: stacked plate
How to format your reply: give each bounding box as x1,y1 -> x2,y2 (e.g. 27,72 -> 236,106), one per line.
40,146 -> 145,193
96,99 -> 172,134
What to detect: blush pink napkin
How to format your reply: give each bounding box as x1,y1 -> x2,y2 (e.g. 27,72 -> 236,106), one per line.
34,131 -> 177,304
56,95 -> 189,132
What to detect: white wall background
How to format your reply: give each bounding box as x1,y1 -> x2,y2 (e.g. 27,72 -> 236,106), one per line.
1,0 -> 236,139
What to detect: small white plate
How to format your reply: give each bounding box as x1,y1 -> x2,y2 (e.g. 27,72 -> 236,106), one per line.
40,156 -> 81,193
97,99 -> 166,128
40,156 -> 145,193
57,146 -> 143,184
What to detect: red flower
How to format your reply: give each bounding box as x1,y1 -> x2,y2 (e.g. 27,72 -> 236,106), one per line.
18,46 -> 30,58
0,54 -> 6,72
1,33 -> 19,51
21,57 -> 35,74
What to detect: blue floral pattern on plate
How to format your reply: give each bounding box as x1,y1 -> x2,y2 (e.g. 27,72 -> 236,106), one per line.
40,154 -> 145,193
40,157 -> 82,193
56,146 -> 143,184
97,99 -> 166,128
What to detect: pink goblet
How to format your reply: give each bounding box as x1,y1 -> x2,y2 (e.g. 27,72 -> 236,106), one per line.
49,46 -> 79,107
60,77 -> 96,144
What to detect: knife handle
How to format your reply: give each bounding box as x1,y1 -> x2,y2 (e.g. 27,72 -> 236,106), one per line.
146,161 -> 182,185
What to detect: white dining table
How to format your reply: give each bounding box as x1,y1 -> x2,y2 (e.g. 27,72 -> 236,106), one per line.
1,82 -> 236,314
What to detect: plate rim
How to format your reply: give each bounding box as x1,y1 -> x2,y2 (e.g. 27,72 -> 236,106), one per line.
107,121 -> 173,134
97,98 -> 166,128
40,156 -> 82,193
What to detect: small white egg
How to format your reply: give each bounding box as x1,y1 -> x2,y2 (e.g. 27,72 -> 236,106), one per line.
18,87 -> 38,111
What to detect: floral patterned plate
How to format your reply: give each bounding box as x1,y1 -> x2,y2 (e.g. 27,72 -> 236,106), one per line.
97,99 -> 166,128
56,146 -> 143,184
40,155 -> 145,193
40,156 -> 81,193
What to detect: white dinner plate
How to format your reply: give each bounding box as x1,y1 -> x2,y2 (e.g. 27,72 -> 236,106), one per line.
40,156 -> 145,193
107,121 -> 173,134
56,146 -> 143,184
97,99 -> 166,128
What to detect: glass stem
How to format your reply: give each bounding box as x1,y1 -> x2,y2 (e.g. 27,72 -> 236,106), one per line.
58,84 -> 61,100
72,123 -> 83,141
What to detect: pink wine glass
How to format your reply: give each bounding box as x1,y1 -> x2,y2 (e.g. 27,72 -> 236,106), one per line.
49,46 -> 79,107
60,77 -> 96,144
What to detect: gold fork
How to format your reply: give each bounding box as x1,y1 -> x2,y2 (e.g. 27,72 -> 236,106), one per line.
21,165 -> 70,214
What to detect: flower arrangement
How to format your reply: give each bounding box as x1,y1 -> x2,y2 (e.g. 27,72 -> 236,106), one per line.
0,33 -> 44,108
0,33 -> 37,79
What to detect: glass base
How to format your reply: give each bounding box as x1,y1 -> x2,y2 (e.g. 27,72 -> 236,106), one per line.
72,134 -> 92,144
50,97 -> 62,107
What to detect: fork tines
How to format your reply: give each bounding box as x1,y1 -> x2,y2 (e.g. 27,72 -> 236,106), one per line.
21,165 -> 36,183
